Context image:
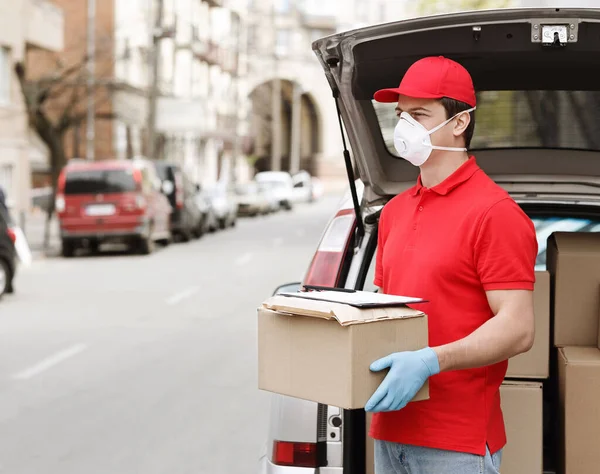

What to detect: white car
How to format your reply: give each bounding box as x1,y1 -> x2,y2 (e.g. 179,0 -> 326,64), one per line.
254,171 -> 294,211
259,7 -> 600,474
291,171 -> 315,203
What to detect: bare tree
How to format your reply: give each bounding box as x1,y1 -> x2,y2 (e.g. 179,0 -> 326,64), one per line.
15,46 -> 116,249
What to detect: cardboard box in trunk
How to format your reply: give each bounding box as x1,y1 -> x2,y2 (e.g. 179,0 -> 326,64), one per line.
558,346 -> 600,474
500,381 -> 544,474
546,232 -> 600,347
507,271 -> 550,378
257,293 -> 429,409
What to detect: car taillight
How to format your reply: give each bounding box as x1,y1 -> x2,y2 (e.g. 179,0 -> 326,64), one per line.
6,228 -> 16,244
302,210 -> 356,287
55,195 -> 65,213
272,441 -> 319,468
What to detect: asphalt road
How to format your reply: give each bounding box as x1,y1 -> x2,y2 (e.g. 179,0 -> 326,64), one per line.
0,196 -> 340,474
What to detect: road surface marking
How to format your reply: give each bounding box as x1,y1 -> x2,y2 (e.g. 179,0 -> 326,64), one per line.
273,237 -> 284,247
165,286 -> 200,306
13,344 -> 88,380
235,252 -> 253,266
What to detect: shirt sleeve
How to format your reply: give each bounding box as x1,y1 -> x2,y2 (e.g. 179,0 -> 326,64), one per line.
374,208 -> 387,288
473,198 -> 538,291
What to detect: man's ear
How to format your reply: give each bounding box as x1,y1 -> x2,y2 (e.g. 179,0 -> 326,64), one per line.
453,111 -> 471,138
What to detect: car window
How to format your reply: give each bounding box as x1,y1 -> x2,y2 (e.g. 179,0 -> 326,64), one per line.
64,169 -> 137,195
374,90 -> 600,156
364,216 -> 600,290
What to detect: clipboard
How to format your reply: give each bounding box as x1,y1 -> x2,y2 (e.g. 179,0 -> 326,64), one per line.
280,287 -> 426,308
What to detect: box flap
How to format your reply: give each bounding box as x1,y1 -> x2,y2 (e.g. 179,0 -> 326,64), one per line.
261,294 -> 425,326
501,380 -> 543,389
560,346 -> 600,365
551,232 -> 600,254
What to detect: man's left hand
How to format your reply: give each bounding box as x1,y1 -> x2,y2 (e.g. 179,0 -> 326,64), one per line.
365,348 -> 440,413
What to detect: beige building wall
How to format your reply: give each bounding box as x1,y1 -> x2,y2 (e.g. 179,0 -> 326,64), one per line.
0,0 -> 63,219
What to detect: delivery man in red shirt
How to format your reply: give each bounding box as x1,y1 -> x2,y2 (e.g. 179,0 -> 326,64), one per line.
365,56 -> 538,474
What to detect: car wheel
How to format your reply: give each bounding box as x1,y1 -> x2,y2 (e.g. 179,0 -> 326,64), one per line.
0,259 -> 9,298
61,239 -> 75,258
138,235 -> 155,255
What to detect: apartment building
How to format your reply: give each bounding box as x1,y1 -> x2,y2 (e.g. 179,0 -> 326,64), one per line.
0,0 -> 63,218
245,0 -> 411,182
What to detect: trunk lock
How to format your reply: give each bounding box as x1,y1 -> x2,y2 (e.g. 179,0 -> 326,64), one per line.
531,20 -> 578,46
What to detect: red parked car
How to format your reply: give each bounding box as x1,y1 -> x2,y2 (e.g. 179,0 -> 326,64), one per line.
55,158 -> 172,257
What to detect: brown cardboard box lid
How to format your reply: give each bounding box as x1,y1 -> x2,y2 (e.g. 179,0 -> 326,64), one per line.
549,232 -> 600,254
262,293 -> 425,327
560,346 -> 600,365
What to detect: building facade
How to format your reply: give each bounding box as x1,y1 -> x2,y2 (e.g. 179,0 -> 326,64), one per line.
0,0 -> 63,218
245,0 -> 411,184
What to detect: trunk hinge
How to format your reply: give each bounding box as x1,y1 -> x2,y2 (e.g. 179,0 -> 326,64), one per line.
334,90 -> 364,249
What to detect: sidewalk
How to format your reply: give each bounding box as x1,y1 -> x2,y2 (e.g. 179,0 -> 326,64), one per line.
21,209 -> 61,258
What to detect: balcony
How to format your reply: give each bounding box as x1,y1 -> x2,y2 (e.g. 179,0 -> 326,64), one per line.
299,13 -> 337,31
26,0 -> 64,51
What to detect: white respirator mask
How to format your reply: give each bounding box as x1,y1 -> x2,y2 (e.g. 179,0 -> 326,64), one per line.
393,107 -> 476,167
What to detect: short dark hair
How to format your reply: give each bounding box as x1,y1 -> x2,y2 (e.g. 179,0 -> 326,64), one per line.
440,97 -> 476,149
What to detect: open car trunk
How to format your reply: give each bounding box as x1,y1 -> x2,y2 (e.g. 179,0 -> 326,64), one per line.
312,7 -> 600,206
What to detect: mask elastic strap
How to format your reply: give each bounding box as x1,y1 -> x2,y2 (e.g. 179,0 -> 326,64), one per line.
430,145 -> 468,151
426,106 -> 477,136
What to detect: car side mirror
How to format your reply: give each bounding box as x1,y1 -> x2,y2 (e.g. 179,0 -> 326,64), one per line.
272,282 -> 302,296
162,180 -> 175,195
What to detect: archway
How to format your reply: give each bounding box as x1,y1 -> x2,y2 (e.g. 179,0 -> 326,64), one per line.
248,79 -> 321,176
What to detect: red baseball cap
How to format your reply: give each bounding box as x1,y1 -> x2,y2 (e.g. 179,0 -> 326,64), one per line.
373,56 -> 476,107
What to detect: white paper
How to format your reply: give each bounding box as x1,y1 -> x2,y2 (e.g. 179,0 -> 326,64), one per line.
280,290 -> 424,307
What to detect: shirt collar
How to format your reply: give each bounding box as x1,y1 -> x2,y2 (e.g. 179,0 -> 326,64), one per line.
411,156 -> 480,197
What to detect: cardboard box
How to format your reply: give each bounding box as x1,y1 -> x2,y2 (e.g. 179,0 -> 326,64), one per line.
500,381 -> 544,474
558,347 -> 600,474
507,271 -> 550,378
257,294 -> 429,409
546,232 -> 600,347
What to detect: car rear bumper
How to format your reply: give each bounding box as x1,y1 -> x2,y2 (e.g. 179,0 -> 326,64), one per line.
260,457 -> 316,474
60,216 -> 150,240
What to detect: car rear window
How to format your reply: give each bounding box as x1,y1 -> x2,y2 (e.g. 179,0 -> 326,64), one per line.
154,164 -> 174,182
363,215 -> 600,292
374,90 -> 600,155
64,169 -> 137,195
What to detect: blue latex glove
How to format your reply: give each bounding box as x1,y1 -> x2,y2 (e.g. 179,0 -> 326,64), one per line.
365,347 -> 440,413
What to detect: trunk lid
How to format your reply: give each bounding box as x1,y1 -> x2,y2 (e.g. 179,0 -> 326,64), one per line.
312,7 -> 600,205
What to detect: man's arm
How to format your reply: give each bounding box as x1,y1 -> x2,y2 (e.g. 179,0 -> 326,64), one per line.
433,289 -> 535,372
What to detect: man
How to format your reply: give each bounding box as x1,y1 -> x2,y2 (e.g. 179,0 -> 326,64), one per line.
365,56 -> 537,474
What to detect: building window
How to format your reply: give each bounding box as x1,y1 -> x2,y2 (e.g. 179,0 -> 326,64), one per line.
275,29 -> 290,57
275,0 -> 290,13
0,47 -> 11,104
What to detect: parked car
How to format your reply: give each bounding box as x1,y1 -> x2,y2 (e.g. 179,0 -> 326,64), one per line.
154,162 -> 203,241
235,182 -> 270,216
260,8 -> 600,474
257,181 -> 281,214
310,177 -> 324,201
193,185 -> 218,234
291,171 -> 314,203
0,205 -> 16,298
206,183 -> 238,229
55,158 -> 172,257
254,171 -> 294,210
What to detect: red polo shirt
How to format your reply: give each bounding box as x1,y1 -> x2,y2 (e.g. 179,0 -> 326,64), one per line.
370,157 -> 537,456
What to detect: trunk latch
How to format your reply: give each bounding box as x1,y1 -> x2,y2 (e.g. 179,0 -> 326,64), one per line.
531,21 -> 578,46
